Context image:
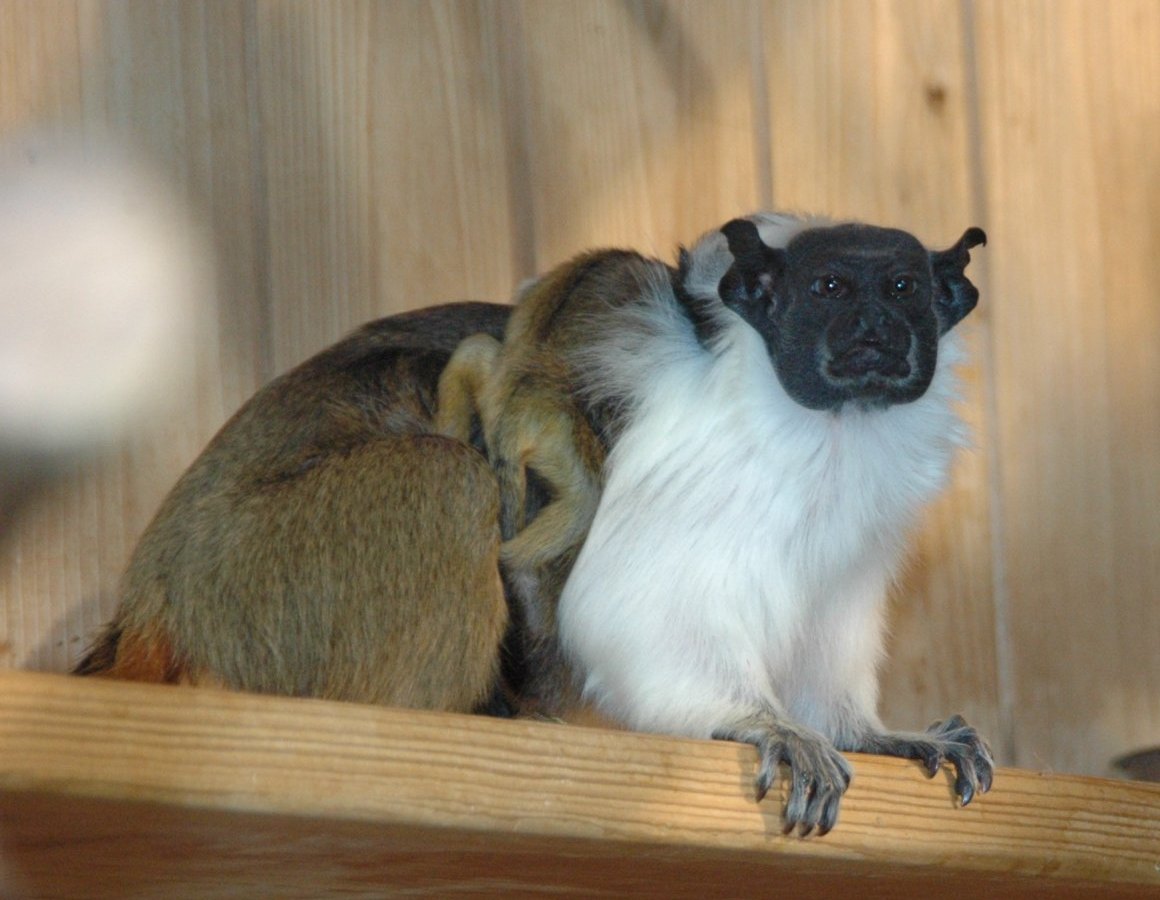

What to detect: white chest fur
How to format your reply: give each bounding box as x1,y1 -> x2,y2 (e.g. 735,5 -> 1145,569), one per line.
558,310 -> 967,742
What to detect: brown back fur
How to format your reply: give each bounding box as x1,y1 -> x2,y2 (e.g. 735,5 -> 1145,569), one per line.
76,303 -> 511,713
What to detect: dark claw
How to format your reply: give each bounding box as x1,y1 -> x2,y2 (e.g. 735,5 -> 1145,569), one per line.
769,729 -> 852,837
920,747 -> 942,778
978,760 -> 995,794
927,714 -> 995,804
859,714 -> 995,808
717,719 -> 852,837
958,775 -> 975,807
753,738 -> 785,803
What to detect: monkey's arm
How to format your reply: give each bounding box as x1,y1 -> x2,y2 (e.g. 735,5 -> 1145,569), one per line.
435,332 -> 501,446
570,650 -> 854,836
812,599 -> 995,808
489,393 -> 604,564
437,326 -> 606,715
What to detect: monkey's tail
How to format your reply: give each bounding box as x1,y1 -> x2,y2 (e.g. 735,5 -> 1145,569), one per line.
72,618 -> 189,683
71,622 -> 122,675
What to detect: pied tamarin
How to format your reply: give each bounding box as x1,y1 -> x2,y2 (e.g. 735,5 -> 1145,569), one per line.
437,213 -> 993,835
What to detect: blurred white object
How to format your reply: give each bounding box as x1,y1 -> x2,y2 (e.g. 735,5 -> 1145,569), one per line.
0,135 -> 210,455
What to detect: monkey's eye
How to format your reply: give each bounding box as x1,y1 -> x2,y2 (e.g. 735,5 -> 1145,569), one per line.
810,275 -> 847,299
892,276 -> 916,297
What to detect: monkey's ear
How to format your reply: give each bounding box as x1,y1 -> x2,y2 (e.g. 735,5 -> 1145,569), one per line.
717,218 -> 786,311
930,227 -> 986,335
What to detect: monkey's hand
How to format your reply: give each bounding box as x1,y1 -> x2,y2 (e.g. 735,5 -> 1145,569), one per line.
714,717 -> 853,837
854,715 -> 995,807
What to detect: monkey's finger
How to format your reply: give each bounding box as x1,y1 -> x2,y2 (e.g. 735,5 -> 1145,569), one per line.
971,740 -> 995,795
976,753 -> 995,794
782,769 -> 815,834
817,788 -> 843,837
950,750 -> 980,807
943,721 -> 994,797
753,744 -> 783,803
835,753 -> 854,789
927,713 -> 968,738
919,745 -> 944,778
754,769 -> 772,803
801,776 -> 843,837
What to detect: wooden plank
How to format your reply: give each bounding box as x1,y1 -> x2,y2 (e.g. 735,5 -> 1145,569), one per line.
254,0 -> 519,372
759,0 -> 1001,753
973,0 -> 1160,774
507,0 -> 763,268
0,671 -> 1157,898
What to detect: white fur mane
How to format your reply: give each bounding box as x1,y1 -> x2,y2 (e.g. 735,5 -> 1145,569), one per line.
557,216 -> 968,746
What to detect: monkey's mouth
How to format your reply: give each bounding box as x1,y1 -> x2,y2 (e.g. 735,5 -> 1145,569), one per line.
826,344 -> 912,381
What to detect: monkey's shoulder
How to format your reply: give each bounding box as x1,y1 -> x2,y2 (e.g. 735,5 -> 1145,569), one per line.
163,305 -> 512,506
511,248 -> 672,346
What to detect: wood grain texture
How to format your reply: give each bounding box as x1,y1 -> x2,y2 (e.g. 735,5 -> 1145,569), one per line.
0,0 -> 83,132
973,0 -> 1160,774
0,1 -> 263,674
1,671 -> 1158,899
759,0 -> 1001,750
508,0 -> 763,267
255,0 -> 519,372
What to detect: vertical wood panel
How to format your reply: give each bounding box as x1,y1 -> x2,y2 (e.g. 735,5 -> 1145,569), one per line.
0,1 -> 97,672
760,0 -> 1001,750
974,0 -> 1160,774
0,1 -> 263,672
0,1 -> 87,668
0,0 -> 83,132
508,0 -> 763,266
255,0 -> 518,372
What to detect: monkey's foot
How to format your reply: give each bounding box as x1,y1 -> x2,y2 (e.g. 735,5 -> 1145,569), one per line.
858,714 -> 995,807
714,719 -> 853,837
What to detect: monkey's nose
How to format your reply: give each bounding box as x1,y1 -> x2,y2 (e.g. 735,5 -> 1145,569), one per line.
854,304 -> 892,344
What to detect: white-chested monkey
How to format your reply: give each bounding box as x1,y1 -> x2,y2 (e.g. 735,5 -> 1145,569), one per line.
439,213 -> 993,835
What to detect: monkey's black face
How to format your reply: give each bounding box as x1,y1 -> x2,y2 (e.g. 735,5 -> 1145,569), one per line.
717,220 -> 985,412
773,225 -> 938,410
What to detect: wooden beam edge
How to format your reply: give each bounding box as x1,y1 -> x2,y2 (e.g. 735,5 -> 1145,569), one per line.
1,670 -> 1157,888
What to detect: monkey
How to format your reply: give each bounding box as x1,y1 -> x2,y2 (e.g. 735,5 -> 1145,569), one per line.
74,302 -> 516,715
76,212 -> 993,837
434,258 -> 619,715
438,212 -> 994,835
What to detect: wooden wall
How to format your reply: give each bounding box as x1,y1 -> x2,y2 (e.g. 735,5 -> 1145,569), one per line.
1,0 -> 1157,779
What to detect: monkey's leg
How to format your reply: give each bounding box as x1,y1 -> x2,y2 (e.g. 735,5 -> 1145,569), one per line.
840,716 -> 995,807
813,599 -> 994,808
72,619 -> 193,683
492,396 -> 603,570
713,710 -> 853,837
486,395 -> 603,716
78,434 -> 508,713
434,332 -> 501,444
295,435 -> 508,711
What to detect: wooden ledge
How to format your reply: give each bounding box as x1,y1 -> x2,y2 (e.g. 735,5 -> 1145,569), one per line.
0,670 -> 1157,898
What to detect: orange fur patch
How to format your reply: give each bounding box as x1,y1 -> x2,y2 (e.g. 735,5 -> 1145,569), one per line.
105,627 -> 188,683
